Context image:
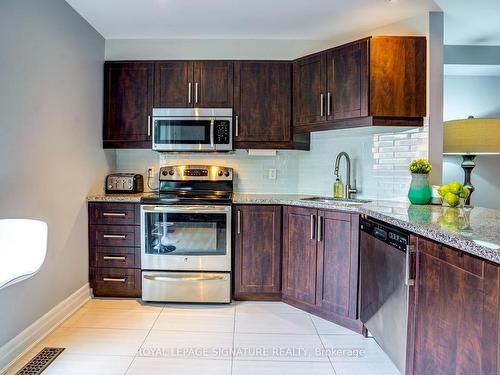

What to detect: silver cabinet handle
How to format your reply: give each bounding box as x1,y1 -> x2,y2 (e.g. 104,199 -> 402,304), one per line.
320,93 -> 325,117
103,234 -> 126,239
188,82 -> 192,104
144,274 -> 226,282
405,245 -> 415,286
317,215 -> 323,242
102,212 -> 126,217
235,115 -> 239,137
237,210 -> 241,234
103,278 -> 126,282
327,92 -> 332,116
147,115 -> 151,137
310,214 -> 315,240
195,82 -> 199,104
103,256 -> 126,261
210,118 -> 215,148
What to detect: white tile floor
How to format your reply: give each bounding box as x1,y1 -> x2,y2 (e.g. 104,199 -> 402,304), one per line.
6,299 -> 401,375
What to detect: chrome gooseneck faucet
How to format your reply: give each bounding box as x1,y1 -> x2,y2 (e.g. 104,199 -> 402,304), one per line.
334,152 -> 357,199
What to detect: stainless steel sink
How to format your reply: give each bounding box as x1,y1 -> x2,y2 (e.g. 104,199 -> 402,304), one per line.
301,197 -> 372,205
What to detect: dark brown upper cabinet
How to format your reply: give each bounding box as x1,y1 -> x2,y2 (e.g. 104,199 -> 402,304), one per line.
234,205 -> 282,300
293,54 -> 327,126
293,36 -> 426,133
234,61 -> 309,150
103,62 -> 154,149
406,237 -> 500,375
193,61 -> 233,107
154,61 -> 233,108
327,40 -> 368,121
154,61 -> 193,107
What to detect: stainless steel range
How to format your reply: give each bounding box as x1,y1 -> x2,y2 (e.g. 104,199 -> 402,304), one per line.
140,165 -> 233,303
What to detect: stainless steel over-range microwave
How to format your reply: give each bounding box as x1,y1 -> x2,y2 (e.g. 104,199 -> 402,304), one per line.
151,108 -> 232,152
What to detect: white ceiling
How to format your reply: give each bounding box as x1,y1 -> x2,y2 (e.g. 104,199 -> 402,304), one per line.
434,0 -> 500,45
66,0 -> 500,45
65,0 -> 439,40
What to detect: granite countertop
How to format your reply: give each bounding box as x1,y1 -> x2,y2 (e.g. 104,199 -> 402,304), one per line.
233,193 -> 500,265
87,193 -> 149,202
87,192 -> 500,264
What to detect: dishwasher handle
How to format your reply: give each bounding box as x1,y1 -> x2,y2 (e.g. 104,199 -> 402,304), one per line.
405,245 -> 415,286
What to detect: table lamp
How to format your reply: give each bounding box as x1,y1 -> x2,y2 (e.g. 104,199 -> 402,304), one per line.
443,117 -> 500,205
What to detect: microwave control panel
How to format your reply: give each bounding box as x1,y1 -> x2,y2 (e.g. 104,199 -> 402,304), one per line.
215,121 -> 231,144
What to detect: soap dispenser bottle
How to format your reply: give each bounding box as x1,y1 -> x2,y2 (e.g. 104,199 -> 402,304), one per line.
333,176 -> 344,198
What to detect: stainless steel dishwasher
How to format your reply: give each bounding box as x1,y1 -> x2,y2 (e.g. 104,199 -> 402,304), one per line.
359,216 -> 413,375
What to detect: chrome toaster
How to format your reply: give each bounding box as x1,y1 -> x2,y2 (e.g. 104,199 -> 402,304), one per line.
105,173 -> 144,194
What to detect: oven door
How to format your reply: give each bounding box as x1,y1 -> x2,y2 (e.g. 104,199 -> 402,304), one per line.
141,205 -> 231,271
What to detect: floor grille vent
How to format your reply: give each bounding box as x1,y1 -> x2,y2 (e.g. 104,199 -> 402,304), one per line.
15,347 -> 65,375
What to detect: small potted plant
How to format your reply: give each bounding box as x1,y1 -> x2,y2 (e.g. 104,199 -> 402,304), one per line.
408,159 -> 432,205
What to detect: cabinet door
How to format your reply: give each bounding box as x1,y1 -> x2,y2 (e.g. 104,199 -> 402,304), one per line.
316,211 -> 359,318
234,62 -> 292,145
327,41 -> 368,121
370,36 -> 426,118
293,54 -> 326,127
282,206 -> 318,306
193,61 -> 233,107
234,205 -> 282,299
154,61 -> 193,107
407,237 -> 499,375
103,62 -> 154,148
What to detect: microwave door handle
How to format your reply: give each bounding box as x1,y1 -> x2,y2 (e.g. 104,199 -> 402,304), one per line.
210,118 -> 215,148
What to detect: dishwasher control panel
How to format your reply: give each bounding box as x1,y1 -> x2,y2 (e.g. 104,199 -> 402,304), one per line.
360,218 -> 409,251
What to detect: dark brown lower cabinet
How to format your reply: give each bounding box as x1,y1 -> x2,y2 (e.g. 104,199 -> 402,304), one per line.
407,236 -> 500,375
88,202 -> 141,297
316,211 -> 359,320
282,206 -> 362,333
233,205 -> 282,300
282,206 -> 318,305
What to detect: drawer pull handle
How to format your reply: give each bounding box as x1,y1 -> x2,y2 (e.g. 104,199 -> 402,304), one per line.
103,256 -> 126,261
103,234 -> 126,239
103,277 -> 126,282
102,212 -> 126,217
144,274 -> 226,282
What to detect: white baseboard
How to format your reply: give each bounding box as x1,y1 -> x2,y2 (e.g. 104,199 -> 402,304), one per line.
0,283 -> 91,374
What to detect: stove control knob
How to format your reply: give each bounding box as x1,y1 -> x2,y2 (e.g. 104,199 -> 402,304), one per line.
169,170 -> 175,176
224,171 -> 230,177
218,170 -> 224,176
162,170 -> 168,176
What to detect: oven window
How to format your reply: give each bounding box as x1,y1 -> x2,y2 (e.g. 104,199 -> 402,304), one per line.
154,120 -> 211,144
144,212 -> 227,256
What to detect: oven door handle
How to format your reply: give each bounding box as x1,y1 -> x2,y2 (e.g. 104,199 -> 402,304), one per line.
210,118 -> 215,148
142,205 -> 231,213
144,274 -> 228,282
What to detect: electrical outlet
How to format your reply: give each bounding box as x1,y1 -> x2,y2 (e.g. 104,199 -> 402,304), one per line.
268,168 -> 277,180
147,166 -> 156,177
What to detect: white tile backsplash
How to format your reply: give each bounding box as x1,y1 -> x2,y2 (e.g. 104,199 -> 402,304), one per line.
115,125 -> 428,200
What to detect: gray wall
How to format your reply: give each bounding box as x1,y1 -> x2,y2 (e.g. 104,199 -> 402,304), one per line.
0,0 -> 111,347
443,75 -> 500,209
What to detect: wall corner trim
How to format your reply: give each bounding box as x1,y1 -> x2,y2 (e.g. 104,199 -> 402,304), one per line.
0,284 -> 91,373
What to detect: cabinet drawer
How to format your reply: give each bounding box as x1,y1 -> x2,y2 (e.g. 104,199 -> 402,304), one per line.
93,268 -> 141,297
95,251 -> 138,268
89,203 -> 139,225
90,225 -> 139,247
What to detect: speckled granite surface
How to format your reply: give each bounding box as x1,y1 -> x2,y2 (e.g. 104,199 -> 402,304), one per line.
233,194 -> 500,265
87,192 -> 500,264
87,193 -> 147,202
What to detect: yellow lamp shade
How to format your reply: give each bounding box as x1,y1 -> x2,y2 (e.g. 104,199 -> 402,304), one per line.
444,118 -> 500,155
